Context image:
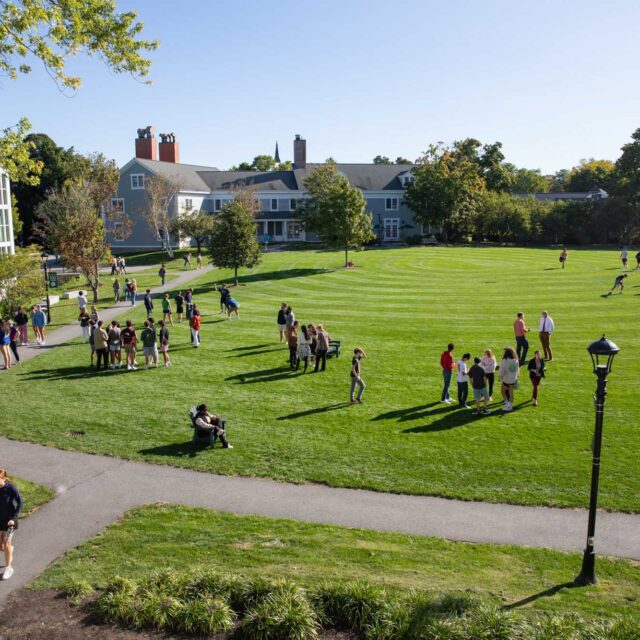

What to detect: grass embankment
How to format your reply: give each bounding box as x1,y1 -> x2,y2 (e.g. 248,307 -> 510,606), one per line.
4,247 -> 640,511
34,504 -> 640,621
12,476 -> 55,516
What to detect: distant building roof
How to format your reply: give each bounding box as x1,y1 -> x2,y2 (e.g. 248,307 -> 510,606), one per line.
514,188 -> 609,202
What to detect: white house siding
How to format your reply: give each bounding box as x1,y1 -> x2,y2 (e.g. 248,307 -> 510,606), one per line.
0,170 -> 15,255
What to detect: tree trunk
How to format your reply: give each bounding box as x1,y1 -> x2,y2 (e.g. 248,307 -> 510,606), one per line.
234,265 -> 238,287
344,247 -> 349,267
91,284 -> 99,302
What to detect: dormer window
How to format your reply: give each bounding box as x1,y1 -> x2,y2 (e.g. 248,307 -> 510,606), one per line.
398,171 -> 414,188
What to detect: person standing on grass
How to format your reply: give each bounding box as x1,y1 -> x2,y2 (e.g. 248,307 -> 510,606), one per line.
277,303 -> 287,343
144,289 -> 153,318
32,305 -> 46,346
14,307 -> 28,347
226,295 -> 240,319
78,307 -> 90,343
140,319 -> 158,369
559,246 -> 568,269
159,263 -> 167,286
296,324 -> 312,372
88,319 -> 96,366
621,247 -> 628,269
469,357 -> 490,415
608,273 -> 628,294
196,250 -> 203,269
113,278 -> 120,303
161,293 -> 174,326
158,320 -> 171,367
440,343 -> 456,404
190,306 -> 201,348
94,320 -> 110,371
636,249 -> 640,269
89,305 -> 99,325
8,321 -> 20,365
123,278 -> 131,302
480,349 -> 497,401
284,306 -> 295,338
183,251 -> 192,268
456,352 -> 471,408
514,312 -> 530,365
108,321 -> 122,369
349,348 -> 367,404
129,279 -> 138,306
527,350 -> 546,407
308,323 -> 318,363
538,311 -> 555,361
122,320 -> 138,370
0,469 -> 23,581
77,291 -> 88,311
499,347 -> 519,412
314,324 -> 331,372
0,320 -> 12,370
215,283 -> 229,314
287,320 -> 299,369
175,291 -> 185,323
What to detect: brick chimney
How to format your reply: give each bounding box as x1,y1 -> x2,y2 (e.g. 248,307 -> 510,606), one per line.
135,126 -> 158,160
293,134 -> 306,169
159,132 -> 180,163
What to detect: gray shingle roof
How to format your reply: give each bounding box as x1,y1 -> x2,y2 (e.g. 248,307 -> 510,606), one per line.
198,170 -> 299,191
133,158 -> 218,192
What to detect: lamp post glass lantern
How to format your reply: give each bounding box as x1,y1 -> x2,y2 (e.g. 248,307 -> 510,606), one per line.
575,335 -> 619,586
41,252 -> 52,324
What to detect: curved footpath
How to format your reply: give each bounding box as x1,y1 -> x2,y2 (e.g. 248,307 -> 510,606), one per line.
0,436 -> 639,607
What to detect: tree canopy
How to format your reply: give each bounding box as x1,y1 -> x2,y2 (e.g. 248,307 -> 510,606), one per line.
169,209 -> 215,252
0,247 -> 43,317
566,159 -> 614,192
230,155 -> 292,172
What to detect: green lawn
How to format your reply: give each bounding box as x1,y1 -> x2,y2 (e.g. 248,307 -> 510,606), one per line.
12,476 -> 55,516
4,246 -> 640,511
114,248 -> 210,270
32,504 -> 640,621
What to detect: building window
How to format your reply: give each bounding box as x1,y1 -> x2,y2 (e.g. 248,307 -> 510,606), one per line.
131,174 -> 145,189
271,198 -> 278,211
184,198 -> 193,211
112,222 -> 125,241
384,218 -> 400,241
266,220 -> 283,237
214,198 -> 223,212
289,198 -> 297,211
110,198 -> 125,214
402,176 -> 414,187
385,197 -> 399,210
287,221 -> 302,239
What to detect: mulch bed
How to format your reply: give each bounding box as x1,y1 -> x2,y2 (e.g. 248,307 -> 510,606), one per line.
0,588 -> 356,639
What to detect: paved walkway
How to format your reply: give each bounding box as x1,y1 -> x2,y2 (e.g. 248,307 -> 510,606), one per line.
5,265 -> 213,369
1,437 -> 639,606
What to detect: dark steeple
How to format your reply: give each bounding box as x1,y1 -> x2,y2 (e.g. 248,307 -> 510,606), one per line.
274,141 -> 281,164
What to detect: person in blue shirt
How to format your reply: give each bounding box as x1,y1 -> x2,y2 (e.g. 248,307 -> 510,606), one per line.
0,469 -> 23,581
226,295 -> 239,319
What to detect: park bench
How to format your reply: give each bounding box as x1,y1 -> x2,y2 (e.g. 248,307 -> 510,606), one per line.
327,339 -> 341,358
188,407 -> 228,449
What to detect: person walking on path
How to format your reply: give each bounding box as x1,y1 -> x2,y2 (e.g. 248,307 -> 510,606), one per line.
93,320 -> 109,370
108,321 -> 122,369
538,311 -> 555,361
123,278 -> 131,302
480,349 -> 497,401
112,278 -> 120,303
527,351 -> 546,407
0,468 -> 23,581
608,273 -> 628,295
277,303 -> 287,343
110,256 -> 117,276
175,291 -> 185,323
129,279 -> 138,306
31,305 -> 46,346
77,291 -> 88,311
514,312 -> 530,365
78,307 -> 91,343
440,343 -> 456,404
456,352 -> 471,408
118,256 -> 127,275
314,324 -> 330,372
7,321 -> 20,365
621,248 -> 628,269
140,319 -> 158,369
499,347 -> 520,412
183,251 -> 192,268
158,264 -> 167,286
196,251 -> 203,269
0,321 -> 12,370
287,320 -> 299,369
161,293 -> 174,326
144,289 -> 154,317
296,324 -> 312,372
13,307 -> 28,346
469,357 -> 490,415
122,320 -> 138,370
158,320 -> 171,367
349,348 -> 367,403
190,306 -> 201,348
559,247 -> 568,269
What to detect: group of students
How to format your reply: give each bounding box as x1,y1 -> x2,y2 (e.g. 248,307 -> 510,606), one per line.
0,304 -> 49,369
215,283 -> 240,319
109,255 -> 127,276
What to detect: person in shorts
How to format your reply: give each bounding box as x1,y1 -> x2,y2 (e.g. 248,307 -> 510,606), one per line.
498,347 -> 519,412
161,293 -> 174,326
226,295 -> 239,319
277,302 -> 287,343
175,291 -> 185,323
468,357 -> 490,415
0,469 -> 23,581
158,320 -> 171,367
559,247 -> 568,269
140,319 -> 158,369
122,319 -> 138,370
108,321 -> 122,369
608,273 -> 628,294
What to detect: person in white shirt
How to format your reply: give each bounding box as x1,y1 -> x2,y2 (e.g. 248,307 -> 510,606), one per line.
480,349 -> 497,401
620,248 -> 628,268
538,311 -> 555,361
77,291 -> 88,310
456,353 -> 471,408
498,347 -> 519,412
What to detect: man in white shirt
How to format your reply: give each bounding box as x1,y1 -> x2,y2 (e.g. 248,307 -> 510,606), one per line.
456,353 -> 471,408
77,291 -> 88,310
538,310 -> 555,361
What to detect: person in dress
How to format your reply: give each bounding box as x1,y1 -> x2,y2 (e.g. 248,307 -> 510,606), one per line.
296,324 -> 312,372
498,347 -> 519,412
349,348 -> 367,403
527,350 -> 546,407
480,349 -> 497,401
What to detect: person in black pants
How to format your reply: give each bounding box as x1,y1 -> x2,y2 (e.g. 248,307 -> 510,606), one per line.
287,321 -> 298,370
314,324 -> 330,372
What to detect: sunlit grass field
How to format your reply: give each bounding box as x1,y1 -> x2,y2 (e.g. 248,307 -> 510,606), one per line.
3,246 -> 639,511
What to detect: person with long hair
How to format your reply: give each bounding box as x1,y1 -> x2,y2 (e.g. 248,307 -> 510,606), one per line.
31,305 -> 46,345
480,349 -> 497,401
7,320 -> 20,365
0,469 -> 23,581
161,293 -> 174,326
498,347 -> 520,412
13,306 -> 28,346
527,350 -> 546,406
287,320 -> 299,369
296,324 -> 312,372
158,319 -> 171,367
314,324 -> 331,372
0,320 -> 12,370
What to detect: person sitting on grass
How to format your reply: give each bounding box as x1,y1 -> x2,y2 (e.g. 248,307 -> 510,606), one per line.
608,273 -> 628,295
194,404 -> 233,448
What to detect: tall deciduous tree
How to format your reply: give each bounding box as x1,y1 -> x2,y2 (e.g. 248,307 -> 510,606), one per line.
300,163 -> 375,266
373,155 -> 392,165
140,174 -> 181,257
207,201 -> 261,286
0,247 -> 43,317
506,166 -> 549,193
0,119 -> 43,188
405,143 -> 485,240
169,209 -> 215,252
612,128 -> 640,208
566,159 -> 614,192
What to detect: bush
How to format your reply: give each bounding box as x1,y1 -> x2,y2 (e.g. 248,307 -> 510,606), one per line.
463,604 -> 523,640
60,578 -> 94,604
175,597 -> 236,635
94,591 -> 143,628
187,569 -> 245,604
405,234 -> 424,245
139,567 -> 191,599
138,594 -> 183,631
103,575 -> 138,597
240,589 -> 319,640
235,576 -> 302,614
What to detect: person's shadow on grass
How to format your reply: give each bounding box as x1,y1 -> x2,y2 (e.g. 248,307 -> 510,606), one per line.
18,365 -> 122,381
139,440 -> 199,458
226,365 -> 303,384
371,402 -> 441,422
278,402 -> 351,420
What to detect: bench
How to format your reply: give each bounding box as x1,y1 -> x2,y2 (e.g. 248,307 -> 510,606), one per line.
63,291 -> 81,300
188,407 -> 228,449
327,339 -> 341,358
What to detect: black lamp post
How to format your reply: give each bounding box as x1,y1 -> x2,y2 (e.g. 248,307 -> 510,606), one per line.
41,251 -> 52,324
575,335 -> 620,586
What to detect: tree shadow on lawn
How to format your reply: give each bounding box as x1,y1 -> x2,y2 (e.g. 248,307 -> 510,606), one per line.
277,402 -> 351,420
226,365 -> 303,384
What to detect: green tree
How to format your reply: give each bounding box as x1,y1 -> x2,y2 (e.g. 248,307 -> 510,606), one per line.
170,209 -> 216,252
395,157 -> 412,164
507,166 -> 549,193
277,160 -> 293,171
207,201 -> 261,286
230,155 -> 279,171
299,163 -> 375,266
612,128 -> 640,209
0,247 -> 43,317
0,119 -> 43,188
141,174 -> 181,257
373,155 -> 392,165
566,159 -> 614,192
405,143 -> 485,240
548,169 -> 570,193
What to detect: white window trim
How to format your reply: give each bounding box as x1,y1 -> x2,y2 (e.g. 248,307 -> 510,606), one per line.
214,198 -> 223,212
385,197 -> 399,211
289,198 -> 297,211
110,198 -> 125,214
131,174 -> 145,190
286,220 -> 303,239
271,198 -> 278,211
112,222 -> 125,242
383,217 -> 400,241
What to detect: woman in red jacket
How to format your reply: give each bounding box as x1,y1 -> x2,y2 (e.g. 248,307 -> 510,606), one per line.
440,343 -> 455,404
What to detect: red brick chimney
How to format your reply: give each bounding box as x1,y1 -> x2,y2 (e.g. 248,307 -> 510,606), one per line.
293,134 -> 306,169
135,126 -> 158,160
159,132 -> 180,163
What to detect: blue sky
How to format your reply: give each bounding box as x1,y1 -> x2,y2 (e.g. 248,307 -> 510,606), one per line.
1,0 -> 639,173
